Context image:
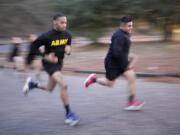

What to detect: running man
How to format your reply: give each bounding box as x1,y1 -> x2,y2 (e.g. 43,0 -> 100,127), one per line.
84,16 -> 145,111
25,34 -> 42,81
23,13 -> 80,126
8,37 -> 25,71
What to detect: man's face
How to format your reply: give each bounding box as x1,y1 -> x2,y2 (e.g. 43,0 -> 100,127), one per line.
121,21 -> 133,34
54,16 -> 67,31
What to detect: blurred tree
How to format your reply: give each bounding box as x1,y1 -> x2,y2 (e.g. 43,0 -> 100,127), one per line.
0,0 -> 55,37
121,0 -> 180,41
0,0 -> 179,41
54,0 -> 180,41
53,0 -> 129,41
54,0 -> 130,27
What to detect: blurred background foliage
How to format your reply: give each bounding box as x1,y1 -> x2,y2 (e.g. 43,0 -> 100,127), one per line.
0,0 -> 180,41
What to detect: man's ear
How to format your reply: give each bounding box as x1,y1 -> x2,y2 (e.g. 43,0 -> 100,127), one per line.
121,23 -> 126,28
53,20 -> 57,26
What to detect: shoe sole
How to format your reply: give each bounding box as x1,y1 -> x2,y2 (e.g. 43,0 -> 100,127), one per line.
84,73 -> 95,88
125,102 -> 145,111
70,119 -> 80,126
22,77 -> 31,94
65,119 -> 80,126
65,119 -> 71,124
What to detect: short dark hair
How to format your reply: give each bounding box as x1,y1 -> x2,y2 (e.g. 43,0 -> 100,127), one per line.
53,13 -> 66,20
120,16 -> 132,25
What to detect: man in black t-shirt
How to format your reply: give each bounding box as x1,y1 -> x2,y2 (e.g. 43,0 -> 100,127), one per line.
84,17 -> 145,111
23,13 -> 80,126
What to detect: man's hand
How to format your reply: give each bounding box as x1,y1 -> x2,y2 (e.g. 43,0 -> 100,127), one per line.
44,52 -> 58,64
65,45 -> 71,55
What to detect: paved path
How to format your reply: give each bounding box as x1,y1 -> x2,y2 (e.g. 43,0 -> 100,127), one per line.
0,70 -> 180,135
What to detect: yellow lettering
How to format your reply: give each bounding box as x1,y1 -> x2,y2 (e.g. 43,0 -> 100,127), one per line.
51,39 -> 68,46
60,39 -> 68,45
55,40 -> 60,45
51,41 -> 56,46
60,40 -> 64,45
65,39 -> 68,44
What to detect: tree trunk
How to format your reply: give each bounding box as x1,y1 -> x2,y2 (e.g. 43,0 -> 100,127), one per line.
163,18 -> 172,41
164,26 -> 172,41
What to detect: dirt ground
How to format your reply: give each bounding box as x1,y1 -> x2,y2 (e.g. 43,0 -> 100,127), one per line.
63,41 -> 180,83
0,41 -> 180,83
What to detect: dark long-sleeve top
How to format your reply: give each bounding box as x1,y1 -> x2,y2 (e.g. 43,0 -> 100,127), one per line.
106,29 -> 131,69
26,29 -> 72,65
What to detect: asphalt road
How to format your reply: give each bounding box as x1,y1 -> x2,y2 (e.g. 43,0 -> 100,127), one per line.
0,70 -> 180,135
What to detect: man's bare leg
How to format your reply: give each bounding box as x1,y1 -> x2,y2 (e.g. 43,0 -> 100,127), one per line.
123,69 -> 145,110
96,78 -> 115,87
33,58 -> 42,81
51,71 -> 69,105
123,69 -> 136,96
84,73 -> 115,88
37,76 -> 56,92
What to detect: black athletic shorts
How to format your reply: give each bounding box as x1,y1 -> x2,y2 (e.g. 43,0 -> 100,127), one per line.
42,59 -> 63,76
104,58 -> 129,81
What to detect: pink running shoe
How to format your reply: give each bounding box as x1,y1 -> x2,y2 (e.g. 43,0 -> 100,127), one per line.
84,74 -> 96,88
125,100 -> 145,111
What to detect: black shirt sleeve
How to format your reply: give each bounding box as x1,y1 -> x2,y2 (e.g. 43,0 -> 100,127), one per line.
67,32 -> 72,45
111,35 -> 129,68
26,33 -> 47,65
112,36 -> 125,59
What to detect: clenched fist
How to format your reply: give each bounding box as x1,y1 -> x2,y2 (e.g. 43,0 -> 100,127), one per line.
65,45 -> 71,55
44,52 -> 58,64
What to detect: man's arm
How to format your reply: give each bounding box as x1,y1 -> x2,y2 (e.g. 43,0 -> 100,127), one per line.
127,53 -> 138,70
65,33 -> 72,55
44,52 -> 58,64
65,45 -> 71,55
26,34 -> 46,65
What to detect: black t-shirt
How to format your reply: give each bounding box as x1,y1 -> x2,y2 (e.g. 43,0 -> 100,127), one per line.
27,29 -> 72,64
106,29 -> 131,69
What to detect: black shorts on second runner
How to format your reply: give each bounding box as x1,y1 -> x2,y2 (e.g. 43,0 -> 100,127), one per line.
42,59 -> 63,76
104,58 -> 129,81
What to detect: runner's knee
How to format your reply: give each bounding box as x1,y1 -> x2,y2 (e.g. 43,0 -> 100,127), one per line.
59,82 -> 68,90
48,87 -> 54,92
63,83 -> 68,90
107,80 -> 115,87
47,86 -> 54,92
127,71 -> 136,83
